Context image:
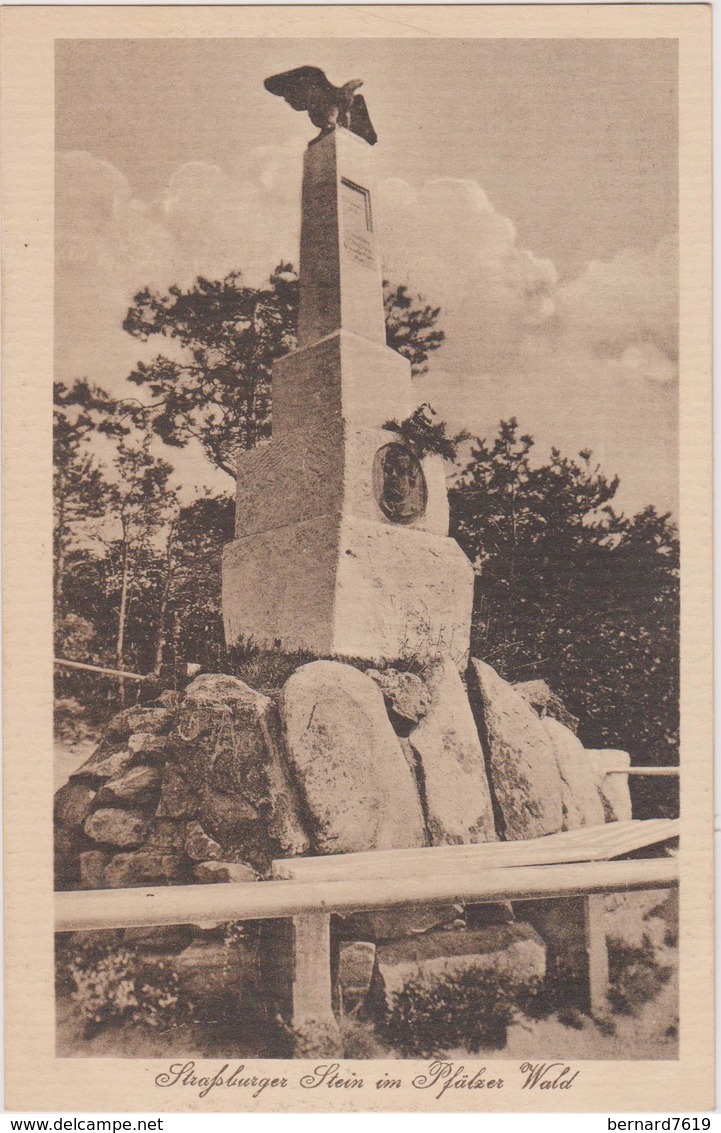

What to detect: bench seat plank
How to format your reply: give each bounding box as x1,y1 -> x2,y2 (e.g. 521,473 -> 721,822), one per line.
271,818 -> 679,882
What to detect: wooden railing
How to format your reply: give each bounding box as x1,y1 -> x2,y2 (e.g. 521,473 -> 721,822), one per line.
56,836 -> 678,1034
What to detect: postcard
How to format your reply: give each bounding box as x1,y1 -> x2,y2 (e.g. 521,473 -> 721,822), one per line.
2,4 -> 713,1112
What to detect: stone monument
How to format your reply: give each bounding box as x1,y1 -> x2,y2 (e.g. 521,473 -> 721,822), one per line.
222,73 -> 475,667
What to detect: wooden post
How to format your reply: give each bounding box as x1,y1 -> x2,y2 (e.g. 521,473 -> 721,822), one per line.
584,894 -> 610,1016
290,913 -> 341,1056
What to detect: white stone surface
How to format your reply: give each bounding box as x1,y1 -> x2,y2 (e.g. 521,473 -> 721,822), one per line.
588,749 -> 633,822
468,659 -> 564,839
297,129 -> 386,349
223,122 -> 474,668
408,658 -> 497,844
376,923 -> 546,1006
234,421 -> 449,540
223,514 -> 474,667
543,717 -> 606,829
279,661 -> 427,853
271,330 -> 412,438
333,517 -> 473,667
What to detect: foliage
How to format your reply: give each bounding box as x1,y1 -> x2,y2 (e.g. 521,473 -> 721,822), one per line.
607,935 -> 673,1016
383,283 -> 444,376
383,403 -> 469,462
383,967 -> 541,1057
122,267 -> 444,478
53,382 -> 115,612
123,266 -> 297,476
54,695 -> 99,745
163,494 -> 236,671
449,419 -> 679,815
227,638 -> 318,693
67,937 -> 187,1033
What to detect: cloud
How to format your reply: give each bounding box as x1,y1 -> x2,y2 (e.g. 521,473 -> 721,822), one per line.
55,147 -> 677,512
55,145 -> 305,393
378,177 -> 558,370
553,235 -> 678,366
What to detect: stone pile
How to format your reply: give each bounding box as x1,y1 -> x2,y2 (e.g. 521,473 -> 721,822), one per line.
54,657 -> 632,1025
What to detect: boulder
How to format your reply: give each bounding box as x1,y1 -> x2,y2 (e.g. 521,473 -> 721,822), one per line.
279,661 -> 427,854
156,766 -> 200,820
104,850 -> 187,888
171,674 -> 309,858
587,750 -> 633,822
184,820 -> 223,862
96,765 -> 162,810
513,679 -> 579,734
398,738 -> 419,779
128,733 -> 169,763
54,826 -> 82,889
106,706 -> 174,739
144,819 -> 187,854
183,673 -> 261,706
338,904 -> 462,943
197,785 -> 260,848
193,860 -> 261,884
367,668 -> 430,731
54,782 -> 96,830
155,690 -> 181,709
78,850 -> 111,889
375,922 -> 546,1010
71,746 -> 135,785
408,658 -> 496,844
83,808 -> 152,848
543,718 -> 606,829
467,660 -> 564,839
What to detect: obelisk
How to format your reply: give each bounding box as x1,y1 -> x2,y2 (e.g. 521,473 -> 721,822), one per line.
222,80 -> 475,667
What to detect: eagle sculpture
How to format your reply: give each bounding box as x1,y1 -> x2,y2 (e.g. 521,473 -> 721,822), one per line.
264,66 -> 378,146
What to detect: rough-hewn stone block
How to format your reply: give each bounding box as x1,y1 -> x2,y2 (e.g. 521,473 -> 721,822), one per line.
83,808 -> 152,848
543,718 -> 606,829
280,660 -> 426,853
468,660 -> 564,839
409,658 -> 496,844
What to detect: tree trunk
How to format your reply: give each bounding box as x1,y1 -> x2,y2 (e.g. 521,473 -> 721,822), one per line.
153,523 -> 177,677
54,490 -> 67,615
116,539 -> 130,707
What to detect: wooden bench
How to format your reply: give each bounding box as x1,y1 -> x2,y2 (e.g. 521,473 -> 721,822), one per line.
272,817 -> 679,1026
55,817 -> 679,1043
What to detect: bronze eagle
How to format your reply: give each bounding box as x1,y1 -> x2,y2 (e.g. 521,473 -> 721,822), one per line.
264,66 -> 377,146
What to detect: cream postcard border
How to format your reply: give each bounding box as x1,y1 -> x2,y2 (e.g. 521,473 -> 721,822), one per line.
1,4 -> 713,1113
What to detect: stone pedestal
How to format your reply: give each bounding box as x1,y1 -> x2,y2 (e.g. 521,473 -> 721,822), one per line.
223,127 -> 474,667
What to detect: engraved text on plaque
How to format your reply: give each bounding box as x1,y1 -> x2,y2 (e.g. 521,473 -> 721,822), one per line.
341,177 -> 375,269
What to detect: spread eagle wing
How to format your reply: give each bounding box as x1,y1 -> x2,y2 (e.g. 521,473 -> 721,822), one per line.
263,66 -> 334,112
349,93 -> 377,146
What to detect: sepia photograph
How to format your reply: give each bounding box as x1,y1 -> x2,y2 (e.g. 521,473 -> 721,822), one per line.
1,4 -> 713,1114
51,32 -> 682,1063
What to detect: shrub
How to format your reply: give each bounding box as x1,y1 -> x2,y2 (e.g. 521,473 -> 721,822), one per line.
54,697 -> 99,744
66,937 -> 188,1033
382,966 -> 541,1057
607,935 -> 673,1015
227,639 -> 317,693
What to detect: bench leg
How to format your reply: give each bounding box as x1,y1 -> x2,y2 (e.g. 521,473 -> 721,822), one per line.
584,894 -> 610,1016
291,913 -> 342,1056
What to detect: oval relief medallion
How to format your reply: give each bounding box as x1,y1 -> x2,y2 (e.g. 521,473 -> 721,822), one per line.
373,443 -> 428,525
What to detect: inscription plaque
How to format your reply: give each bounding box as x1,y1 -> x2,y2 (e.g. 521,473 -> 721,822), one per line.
341,177 -> 375,269
373,443 -> 428,525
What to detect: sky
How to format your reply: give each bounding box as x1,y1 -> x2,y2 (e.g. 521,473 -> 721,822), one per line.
55,37 -> 678,514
